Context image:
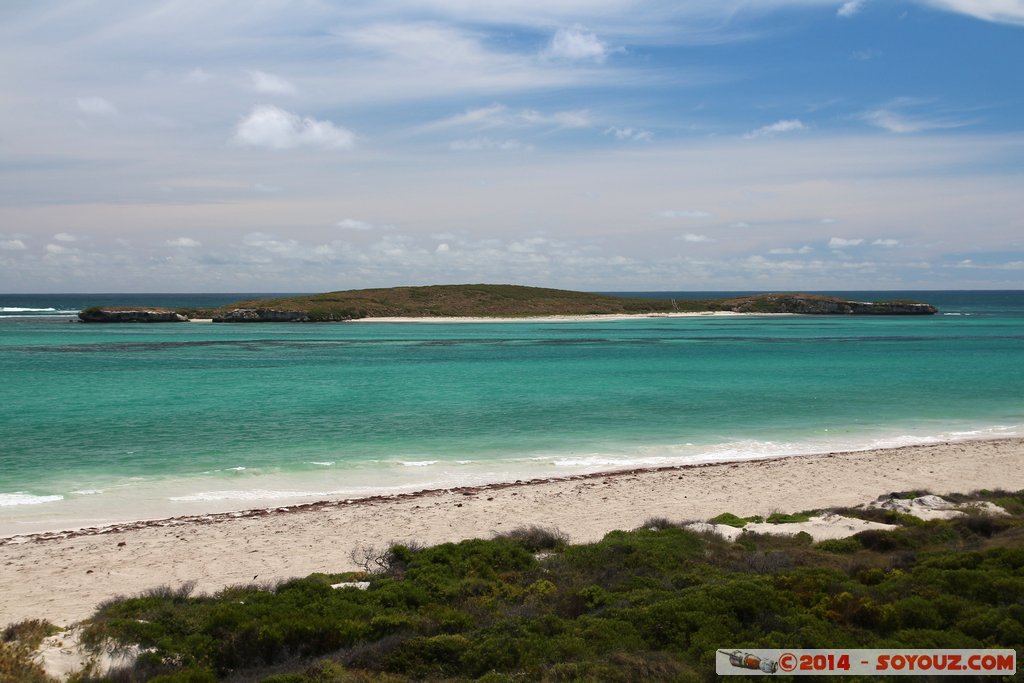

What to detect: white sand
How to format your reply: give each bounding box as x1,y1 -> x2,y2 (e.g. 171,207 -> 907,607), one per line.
346,311 -> 758,323
1,438 -> 1022,628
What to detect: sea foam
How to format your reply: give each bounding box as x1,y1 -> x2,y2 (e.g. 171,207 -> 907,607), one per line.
0,492 -> 64,507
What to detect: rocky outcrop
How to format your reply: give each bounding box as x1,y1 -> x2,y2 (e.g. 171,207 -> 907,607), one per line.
212,308 -> 312,322
727,295 -> 937,315
78,308 -> 188,323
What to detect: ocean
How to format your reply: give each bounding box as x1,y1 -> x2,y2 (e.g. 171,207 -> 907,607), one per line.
2,291 -> 1022,535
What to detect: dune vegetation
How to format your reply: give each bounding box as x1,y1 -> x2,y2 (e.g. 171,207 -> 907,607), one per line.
4,489 -> 1016,682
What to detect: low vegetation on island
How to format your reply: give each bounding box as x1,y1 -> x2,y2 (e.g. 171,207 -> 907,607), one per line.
5,489 -> 1020,682
78,284 -> 938,322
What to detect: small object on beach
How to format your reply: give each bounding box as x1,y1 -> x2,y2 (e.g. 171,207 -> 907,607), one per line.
86,569 -> 93,574
117,541 -> 126,547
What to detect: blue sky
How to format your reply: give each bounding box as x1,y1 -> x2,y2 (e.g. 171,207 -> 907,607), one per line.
1,0 -> 1022,292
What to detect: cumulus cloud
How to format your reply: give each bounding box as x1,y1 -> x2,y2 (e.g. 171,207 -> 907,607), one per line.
873,238 -> 900,246
54,232 -> 77,242
829,237 -> 864,248
681,233 -> 715,243
545,27 -> 609,62
838,1 -> 868,17
45,243 -> 72,254
744,119 -> 807,139
0,239 -> 27,250
233,105 -> 355,150
166,237 -> 201,247
450,137 -> 531,151
246,70 -> 297,95
605,126 -> 653,142
659,209 -> 711,219
76,96 -> 118,116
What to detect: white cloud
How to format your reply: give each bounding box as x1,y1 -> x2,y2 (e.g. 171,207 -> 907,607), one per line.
54,232 -> 77,242
432,104 -> 592,131
166,237 -> 201,247
246,70 -> 297,95
0,239 -> 27,250
336,219 -> 376,231
681,233 -> 715,243
659,209 -> 712,218
730,221 -> 751,229
850,48 -> 882,61
520,109 -> 592,128
918,0 -> 1024,25
233,105 -> 355,150
838,1 -> 868,18
450,137 -> 531,151
76,96 -> 118,116
545,27 -> 608,62
861,103 -> 972,134
829,237 -> 864,248
744,119 -> 807,139
769,246 -> 814,254
605,126 -> 653,142
873,238 -> 900,246
435,243 -> 450,253
45,243 -> 71,254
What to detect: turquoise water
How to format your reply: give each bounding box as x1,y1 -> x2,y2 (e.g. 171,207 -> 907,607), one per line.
1,291 -> 1022,534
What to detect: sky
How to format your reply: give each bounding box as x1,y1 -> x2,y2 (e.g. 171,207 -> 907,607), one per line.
1,0 -> 1022,293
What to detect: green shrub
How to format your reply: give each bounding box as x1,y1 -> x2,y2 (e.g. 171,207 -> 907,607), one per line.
710,512 -> 748,528
766,511 -> 814,524
815,538 -> 862,554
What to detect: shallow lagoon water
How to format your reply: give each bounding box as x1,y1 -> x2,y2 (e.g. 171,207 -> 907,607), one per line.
1,291 -> 1022,534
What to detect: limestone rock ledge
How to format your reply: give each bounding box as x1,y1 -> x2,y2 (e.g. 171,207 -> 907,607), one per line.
727,295 -> 938,315
212,308 -> 312,322
78,308 -> 188,323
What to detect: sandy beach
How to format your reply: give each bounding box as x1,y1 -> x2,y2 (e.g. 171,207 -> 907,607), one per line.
2,437 -> 1022,628
345,311 -> 758,323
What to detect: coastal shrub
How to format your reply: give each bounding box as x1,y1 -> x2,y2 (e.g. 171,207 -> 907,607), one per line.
816,538 -> 862,554
709,512 -> 747,528
766,511 -> 815,524
493,525 -> 568,551
640,516 -> 678,530
0,620 -> 55,683
68,489 -> 1024,682
957,513 -> 1015,538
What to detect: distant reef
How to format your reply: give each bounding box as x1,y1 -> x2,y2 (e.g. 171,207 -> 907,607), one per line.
78,285 -> 938,322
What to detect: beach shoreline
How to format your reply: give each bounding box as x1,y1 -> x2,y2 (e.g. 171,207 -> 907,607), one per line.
345,311 -> 764,323
2,437 -> 1023,627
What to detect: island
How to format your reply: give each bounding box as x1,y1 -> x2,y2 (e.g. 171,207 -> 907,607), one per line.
78,285 -> 938,322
